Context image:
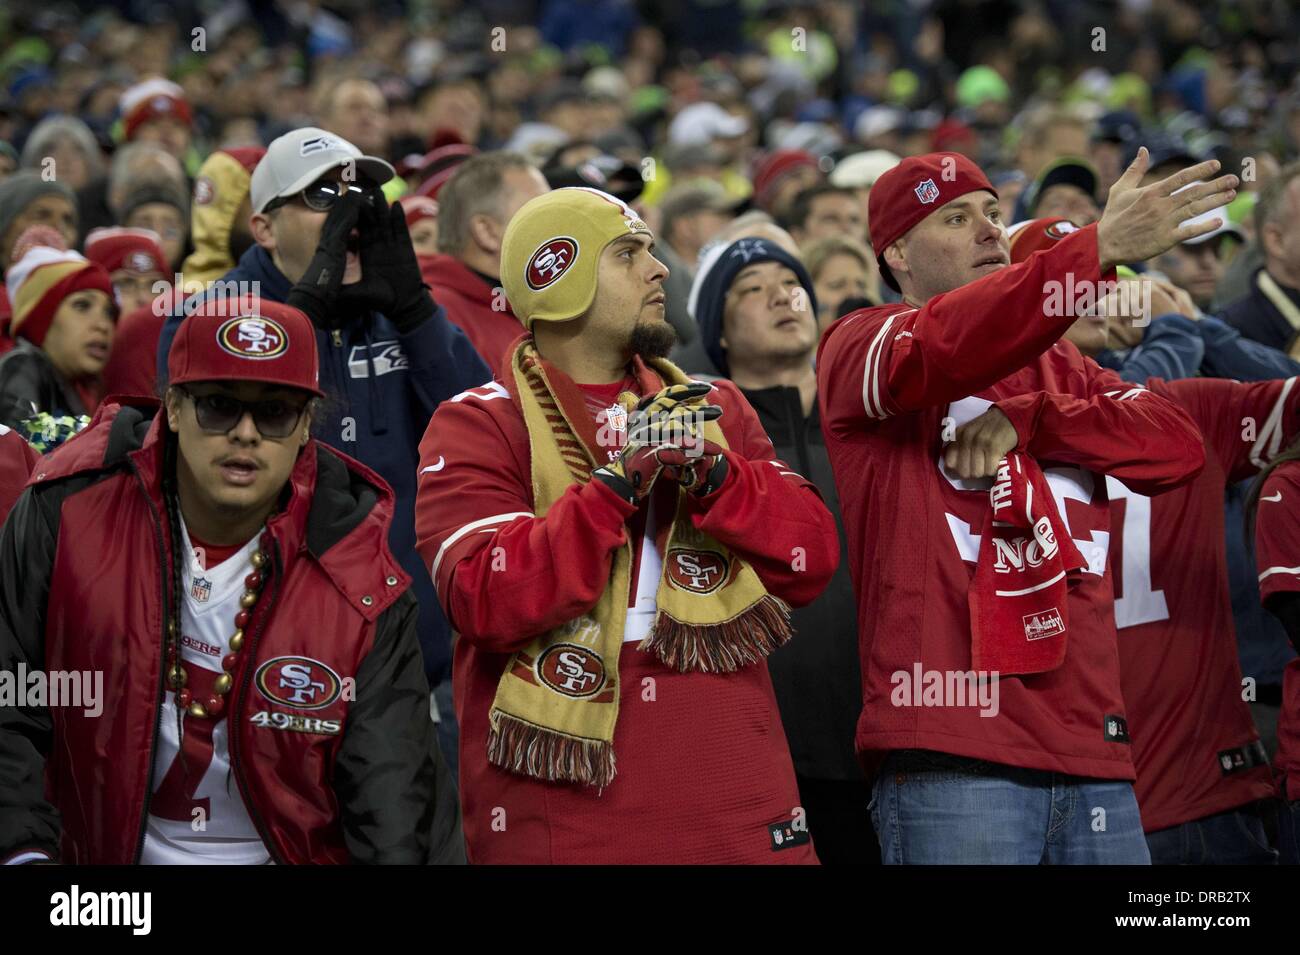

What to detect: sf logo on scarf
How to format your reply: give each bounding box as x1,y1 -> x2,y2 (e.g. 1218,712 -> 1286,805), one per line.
537,644 -> 606,697
667,549 -> 730,594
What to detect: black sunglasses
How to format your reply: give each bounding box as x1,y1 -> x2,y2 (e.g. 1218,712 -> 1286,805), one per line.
181,387 -> 309,439
265,177 -> 380,214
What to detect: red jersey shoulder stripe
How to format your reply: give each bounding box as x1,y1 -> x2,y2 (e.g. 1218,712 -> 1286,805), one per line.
861,307 -> 916,420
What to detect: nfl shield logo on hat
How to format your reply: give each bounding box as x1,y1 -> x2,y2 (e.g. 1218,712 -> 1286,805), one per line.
914,178 -> 940,204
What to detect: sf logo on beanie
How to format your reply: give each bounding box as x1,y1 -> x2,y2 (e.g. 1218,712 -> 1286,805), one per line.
525,238 -> 579,290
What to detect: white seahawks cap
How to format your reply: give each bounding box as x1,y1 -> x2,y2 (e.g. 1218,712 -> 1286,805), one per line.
250,127 -> 395,214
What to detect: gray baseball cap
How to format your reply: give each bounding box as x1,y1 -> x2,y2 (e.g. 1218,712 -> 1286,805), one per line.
250,126 -> 395,214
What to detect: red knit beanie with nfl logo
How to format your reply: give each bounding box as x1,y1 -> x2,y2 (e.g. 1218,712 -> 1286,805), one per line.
168,298 -> 324,397
868,151 -> 998,291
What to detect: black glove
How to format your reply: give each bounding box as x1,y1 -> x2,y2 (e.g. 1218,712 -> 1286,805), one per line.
338,192 -> 436,333
590,442 -> 667,505
284,188 -> 364,329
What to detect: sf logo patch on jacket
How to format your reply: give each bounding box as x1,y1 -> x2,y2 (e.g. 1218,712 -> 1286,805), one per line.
255,656 -> 342,709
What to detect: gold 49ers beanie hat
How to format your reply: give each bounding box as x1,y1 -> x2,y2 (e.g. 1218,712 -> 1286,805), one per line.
501,187 -> 652,328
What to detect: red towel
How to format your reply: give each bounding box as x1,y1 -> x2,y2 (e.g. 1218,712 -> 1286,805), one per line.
969,452 -> 1086,676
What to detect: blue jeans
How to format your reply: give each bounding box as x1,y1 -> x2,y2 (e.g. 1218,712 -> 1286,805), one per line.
1145,803 -> 1277,864
431,679 -> 459,783
1275,797 -> 1300,865
870,749 -> 1151,864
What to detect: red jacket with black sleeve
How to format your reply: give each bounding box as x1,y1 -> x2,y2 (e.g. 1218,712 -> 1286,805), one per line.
414,351 -> 839,863
0,400 -> 463,864
816,223 -> 1206,780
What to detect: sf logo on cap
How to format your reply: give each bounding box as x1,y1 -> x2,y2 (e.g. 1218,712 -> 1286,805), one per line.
914,178 -> 940,204
525,237 -> 579,290
217,316 -> 289,359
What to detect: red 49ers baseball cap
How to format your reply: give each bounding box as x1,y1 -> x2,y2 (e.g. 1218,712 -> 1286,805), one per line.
868,151 -> 998,291
1007,216 -> 1080,263
168,298 -> 325,397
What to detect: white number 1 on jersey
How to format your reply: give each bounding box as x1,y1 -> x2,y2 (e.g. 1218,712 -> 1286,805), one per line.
1105,476 -> 1170,629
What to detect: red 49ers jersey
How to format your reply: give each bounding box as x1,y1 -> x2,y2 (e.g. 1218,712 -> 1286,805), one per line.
1256,459 -> 1300,801
415,356 -> 839,863
816,225 -> 1205,779
1110,377 -> 1296,832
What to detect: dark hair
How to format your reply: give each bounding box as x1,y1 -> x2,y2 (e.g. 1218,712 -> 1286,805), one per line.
160,427 -> 190,768
782,183 -> 857,233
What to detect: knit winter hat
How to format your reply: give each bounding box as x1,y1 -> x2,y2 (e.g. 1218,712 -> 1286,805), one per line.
501,187 -> 652,328
120,78 -> 193,141
5,227 -> 113,346
692,236 -> 817,375
751,149 -> 819,211
399,195 -> 439,229
0,171 -> 76,261
84,227 -> 168,277
117,180 -> 189,225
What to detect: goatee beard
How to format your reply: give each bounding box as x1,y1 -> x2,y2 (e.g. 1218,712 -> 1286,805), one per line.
628,321 -> 677,361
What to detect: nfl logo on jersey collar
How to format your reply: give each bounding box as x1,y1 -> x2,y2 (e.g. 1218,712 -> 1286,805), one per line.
605,403 -> 627,433
914,178 -> 940,204
191,576 -> 213,602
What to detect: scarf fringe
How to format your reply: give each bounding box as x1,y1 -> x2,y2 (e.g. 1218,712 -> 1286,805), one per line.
487,710 -> 617,788
641,594 -> 793,673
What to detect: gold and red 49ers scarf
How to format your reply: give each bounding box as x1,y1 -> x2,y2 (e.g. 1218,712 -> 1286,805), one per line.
487,339 -> 792,787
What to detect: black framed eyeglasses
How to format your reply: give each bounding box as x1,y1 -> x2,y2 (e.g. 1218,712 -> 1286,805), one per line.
264,177 -> 378,214
180,388 -> 309,439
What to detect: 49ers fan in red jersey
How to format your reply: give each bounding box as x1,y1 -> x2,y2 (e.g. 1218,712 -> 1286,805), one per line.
1009,218 -> 1288,864
816,148 -> 1234,864
414,186 -> 839,863
1253,440 -> 1300,865
0,298 -> 463,864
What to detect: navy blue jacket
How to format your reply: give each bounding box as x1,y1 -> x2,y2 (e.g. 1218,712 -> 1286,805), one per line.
156,244 -> 491,683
